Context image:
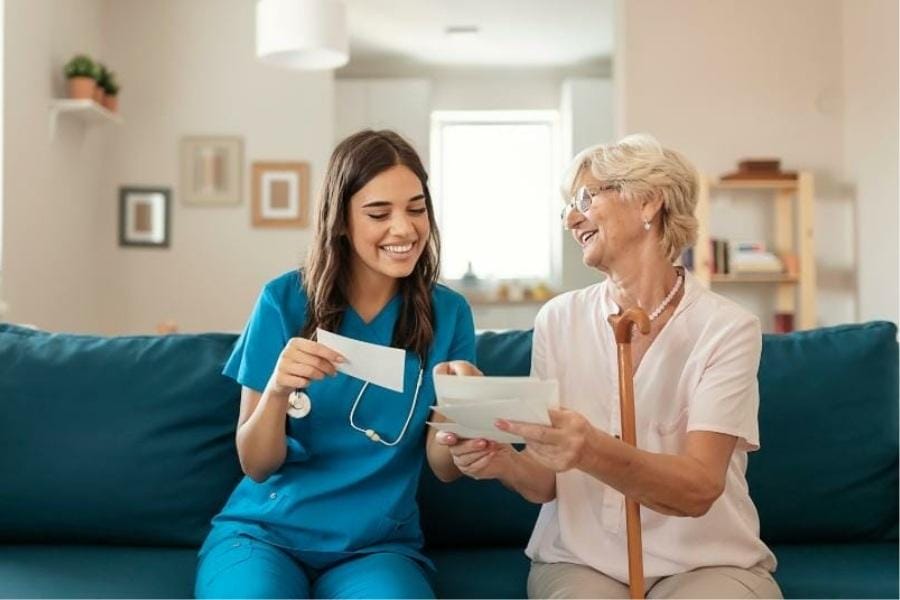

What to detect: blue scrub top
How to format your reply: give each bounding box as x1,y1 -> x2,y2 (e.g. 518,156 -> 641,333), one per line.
203,270 -> 475,570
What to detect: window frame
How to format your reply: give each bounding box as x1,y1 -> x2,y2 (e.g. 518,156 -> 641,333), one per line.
429,109 -> 563,286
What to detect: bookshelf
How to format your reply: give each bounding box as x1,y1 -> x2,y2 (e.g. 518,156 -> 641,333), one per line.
693,172 -> 816,330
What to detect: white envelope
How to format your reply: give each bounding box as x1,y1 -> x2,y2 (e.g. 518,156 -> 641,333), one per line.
430,375 -> 559,444
316,328 -> 405,393
427,420 -> 525,445
434,374 -> 559,408
432,397 -> 550,431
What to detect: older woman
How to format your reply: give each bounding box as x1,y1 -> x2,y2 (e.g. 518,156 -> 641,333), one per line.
435,134 -> 781,598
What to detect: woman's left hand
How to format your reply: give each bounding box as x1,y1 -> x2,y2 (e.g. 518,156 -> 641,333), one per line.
496,408 -> 594,472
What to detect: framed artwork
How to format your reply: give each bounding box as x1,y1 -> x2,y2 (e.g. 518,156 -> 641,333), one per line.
180,136 -> 243,205
251,161 -> 310,228
119,187 -> 170,248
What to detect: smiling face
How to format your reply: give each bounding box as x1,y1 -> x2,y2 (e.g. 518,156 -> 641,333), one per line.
346,164 -> 431,288
564,169 -> 647,271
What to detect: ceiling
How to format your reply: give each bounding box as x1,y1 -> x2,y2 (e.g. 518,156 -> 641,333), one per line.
342,0 -> 615,71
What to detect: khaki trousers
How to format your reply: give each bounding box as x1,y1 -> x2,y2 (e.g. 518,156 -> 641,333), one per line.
528,561 -> 783,599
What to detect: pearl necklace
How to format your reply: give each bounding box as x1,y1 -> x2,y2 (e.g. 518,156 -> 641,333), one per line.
647,270 -> 684,321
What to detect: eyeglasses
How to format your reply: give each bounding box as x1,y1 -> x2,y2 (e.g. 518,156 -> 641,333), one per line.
560,183 -> 622,227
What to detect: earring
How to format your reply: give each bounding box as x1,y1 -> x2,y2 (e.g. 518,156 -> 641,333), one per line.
643,220 -> 651,231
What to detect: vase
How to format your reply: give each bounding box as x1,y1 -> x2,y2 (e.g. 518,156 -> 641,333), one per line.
67,76 -> 95,100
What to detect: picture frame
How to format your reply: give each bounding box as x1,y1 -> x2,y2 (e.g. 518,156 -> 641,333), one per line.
119,187 -> 171,248
251,161 -> 310,228
180,136 -> 243,205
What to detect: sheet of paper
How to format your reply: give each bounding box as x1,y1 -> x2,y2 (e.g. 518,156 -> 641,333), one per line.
432,397 -> 550,431
426,421 -> 525,445
430,375 -> 559,443
434,374 -> 559,409
316,328 -> 405,393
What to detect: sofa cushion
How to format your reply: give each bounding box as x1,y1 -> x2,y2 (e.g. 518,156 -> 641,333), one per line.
770,543 -> 899,599
0,542 -> 893,600
749,322 -> 899,543
0,324 -> 243,546
0,545 -> 197,599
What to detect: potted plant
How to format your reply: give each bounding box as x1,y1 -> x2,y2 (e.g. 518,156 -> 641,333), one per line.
101,70 -> 120,113
93,63 -> 107,105
63,54 -> 97,100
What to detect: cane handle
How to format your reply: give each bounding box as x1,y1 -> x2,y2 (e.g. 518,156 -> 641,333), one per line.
610,307 -> 651,344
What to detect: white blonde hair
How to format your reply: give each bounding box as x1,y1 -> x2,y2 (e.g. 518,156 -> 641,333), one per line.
562,133 -> 699,262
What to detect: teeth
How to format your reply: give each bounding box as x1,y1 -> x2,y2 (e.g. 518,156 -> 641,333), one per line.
580,231 -> 597,245
382,243 -> 413,253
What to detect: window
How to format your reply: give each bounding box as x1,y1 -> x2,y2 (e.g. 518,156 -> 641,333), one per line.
430,111 -> 561,282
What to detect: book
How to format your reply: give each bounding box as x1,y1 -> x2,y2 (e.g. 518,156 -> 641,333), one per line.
731,252 -> 783,273
735,241 -> 767,253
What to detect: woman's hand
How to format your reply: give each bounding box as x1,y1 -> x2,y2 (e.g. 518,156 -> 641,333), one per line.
496,408 -> 594,472
433,360 -> 483,377
266,338 -> 345,397
426,359 -> 484,482
434,432 -> 517,480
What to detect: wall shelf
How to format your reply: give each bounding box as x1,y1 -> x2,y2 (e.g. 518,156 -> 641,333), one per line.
48,99 -> 122,138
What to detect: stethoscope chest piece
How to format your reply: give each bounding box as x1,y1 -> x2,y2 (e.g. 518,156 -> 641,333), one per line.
287,390 -> 312,419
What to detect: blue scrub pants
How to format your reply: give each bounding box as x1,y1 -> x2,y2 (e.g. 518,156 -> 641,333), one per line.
194,534 -> 435,599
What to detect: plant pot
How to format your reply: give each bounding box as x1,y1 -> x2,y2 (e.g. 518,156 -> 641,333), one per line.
67,76 -> 96,100
93,85 -> 106,105
102,94 -> 118,112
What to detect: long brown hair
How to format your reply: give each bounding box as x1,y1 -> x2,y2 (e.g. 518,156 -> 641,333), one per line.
301,130 -> 440,360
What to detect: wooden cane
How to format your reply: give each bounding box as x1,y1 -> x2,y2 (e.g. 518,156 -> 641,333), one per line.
609,307 -> 651,600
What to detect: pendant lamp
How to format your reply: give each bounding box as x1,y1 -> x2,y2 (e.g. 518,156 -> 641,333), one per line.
256,0 -> 349,70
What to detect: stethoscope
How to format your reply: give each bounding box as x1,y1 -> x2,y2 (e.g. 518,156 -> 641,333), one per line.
287,361 -> 425,447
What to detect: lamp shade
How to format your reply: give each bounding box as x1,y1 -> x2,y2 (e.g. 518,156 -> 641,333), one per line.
256,0 -> 349,70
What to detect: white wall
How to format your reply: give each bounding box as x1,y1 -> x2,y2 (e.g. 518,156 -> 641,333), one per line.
3,0 -> 109,332
98,0 -> 334,334
617,0 -> 864,329
559,77 -> 614,292
430,68 -> 565,111
841,0 -> 899,324
8,1 -> 893,334
335,78 -> 431,163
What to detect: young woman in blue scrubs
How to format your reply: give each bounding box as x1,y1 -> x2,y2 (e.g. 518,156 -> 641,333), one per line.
194,130 -> 476,599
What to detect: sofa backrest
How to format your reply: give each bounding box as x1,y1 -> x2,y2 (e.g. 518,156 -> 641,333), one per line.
3,321 -> 896,549
0,324 -> 243,546
748,321 -> 898,543
421,322 -> 900,548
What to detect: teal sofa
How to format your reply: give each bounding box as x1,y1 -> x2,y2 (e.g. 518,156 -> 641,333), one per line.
0,321 -> 897,599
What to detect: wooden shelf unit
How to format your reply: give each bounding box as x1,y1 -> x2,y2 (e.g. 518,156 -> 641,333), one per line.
693,172 -> 817,330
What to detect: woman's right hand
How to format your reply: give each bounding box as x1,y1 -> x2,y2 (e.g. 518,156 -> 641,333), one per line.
265,337 -> 345,397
